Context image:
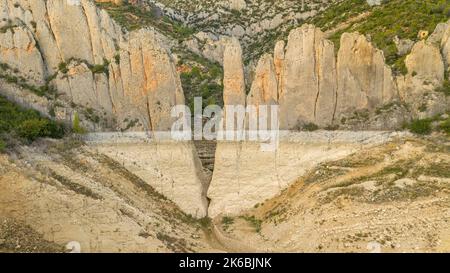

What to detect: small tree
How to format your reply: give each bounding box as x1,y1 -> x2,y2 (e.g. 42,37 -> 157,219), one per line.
0,139 -> 6,152
73,112 -> 86,134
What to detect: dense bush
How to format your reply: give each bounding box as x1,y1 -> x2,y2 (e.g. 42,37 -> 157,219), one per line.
17,119 -> 65,141
439,118 -> 450,135
302,123 -> 320,132
0,95 -> 66,148
0,139 -> 5,152
407,119 -> 432,135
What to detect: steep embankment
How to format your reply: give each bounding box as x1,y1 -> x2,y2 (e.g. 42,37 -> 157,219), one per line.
0,138 -> 217,253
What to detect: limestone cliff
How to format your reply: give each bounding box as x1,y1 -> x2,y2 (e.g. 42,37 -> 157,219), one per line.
279,24 -> 337,129
224,22 -> 450,131
0,0 -> 184,132
222,37 -> 246,107
335,32 -> 397,118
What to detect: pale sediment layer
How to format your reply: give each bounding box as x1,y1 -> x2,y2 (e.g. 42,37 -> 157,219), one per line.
208,131 -> 408,217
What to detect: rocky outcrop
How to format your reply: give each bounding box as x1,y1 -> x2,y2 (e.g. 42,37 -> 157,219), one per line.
279,25 -> 337,129
247,54 -> 278,107
183,32 -> 230,64
0,0 -> 184,132
335,32 -> 398,119
397,39 -> 446,118
209,21 -> 450,217
399,41 -> 445,99
441,20 -> 450,71
222,37 -> 246,107
224,22 -> 450,130
227,0 -> 247,11
273,40 -> 285,87
0,25 -> 46,85
242,24 -> 399,130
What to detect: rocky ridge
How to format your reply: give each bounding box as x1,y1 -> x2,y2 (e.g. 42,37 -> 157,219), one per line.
222,22 -> 450,130
136,0 -> 339,64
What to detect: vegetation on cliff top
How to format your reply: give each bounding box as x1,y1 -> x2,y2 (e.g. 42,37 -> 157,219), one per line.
95,2 -> 195,41
250,0 -> 449,74
317,0 -> 450,74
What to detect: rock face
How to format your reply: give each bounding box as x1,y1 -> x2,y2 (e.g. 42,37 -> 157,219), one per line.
0,0 -> 184,132
243,24 -> 399,130
209,21 -> 450,217
94,141 -> 210,218
227,0 -> 247,11
335,32 -> 397,119
279,25 -> 337,129
247,54 -> 278,107
397,39 -> 446,118
222,37 -> 246,107
400,41 -> 445,97
441,20 -> 450,71
183,32 -> 230,64
227,22 -> 450,131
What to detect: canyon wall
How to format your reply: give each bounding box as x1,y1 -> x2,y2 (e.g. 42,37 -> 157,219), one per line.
244,23 -> 450,131
0,0 -> 183,132
1,1 -> 449,219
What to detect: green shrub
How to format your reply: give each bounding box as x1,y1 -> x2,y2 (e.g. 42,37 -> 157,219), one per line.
17,119 -> 65,141
0,139 -> 5,152
439,118 -> 450,135
408,119 -> 432,135
303,123 -> 320,131
72,112 -> 87,135
58,62 -> 69,74
436,80 -> 450,96
17,119 -> 48,141
0,95 -> 66,145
